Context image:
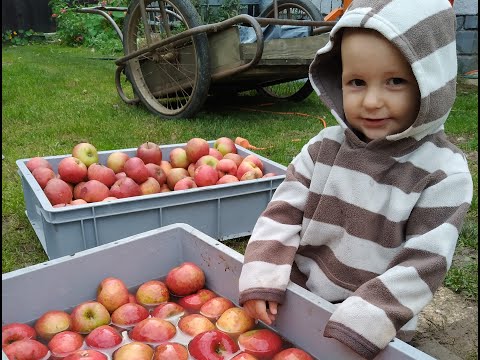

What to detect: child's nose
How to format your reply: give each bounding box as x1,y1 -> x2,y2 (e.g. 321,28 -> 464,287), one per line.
362,86 -> 384,109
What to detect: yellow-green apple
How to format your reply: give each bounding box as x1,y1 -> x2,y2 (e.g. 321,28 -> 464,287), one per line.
217,175 -> 240,185
106,152 -> 130,174
111,303 -> 149,328
177,289 -> 216,312
139,177 -> 161,195
146,163 -> 167,186
32,167 -> 56,189
3,339 -> 49,360
97,277 -> 130,313
237,161 -> 262,180
208,148 -> 223,161
200,297 -> 235,321
48,330 -> 84,358
153,342 -> 188,360
65,349 -> 108,360
216,307 -> 255,338
214,137 -> 237,156
79,180 -> 110,203
112,342 -> 154,360
34,310 -> 72,341
223,153 -> 244,167
242,155 -> 264,172
84,325 -> 123,350
110,177 -> 142,198
151,302 -> 185,320
135,280 -> 169,306
232,352 -> 258,360
137,142 -> 162,165
115,172 -> 127,181
195,155 -> 218,169
165,262 -> 205,296
72,142 -> 99,167
129,318 -> 176,343
194,165 -> 219,187
124,157 -> 150,184
101,197 -> 117,202
187,163 -> 196,177
216,158 -> 237,177
58,157 -> 88,184
26,157 -> 53,172
169,148 -> 189,169
178,314 -> 215,337
160,160 -> 173,176
240,169 -> 263,181
188,330 -> 239,360
272,348 -> 313,360
44,178 -> 73,205
166,168 -> 189,190
71,199 -> 88,205
237,329 -> 283,359
2,323 -> 36,347
185,138 -> 209,164
174,177 -> 197,191
262,173 -> 276,178
70,301 -> 111,334
73,182 -> 86,200
87,163 -> 116,188
160,184 -> 171,192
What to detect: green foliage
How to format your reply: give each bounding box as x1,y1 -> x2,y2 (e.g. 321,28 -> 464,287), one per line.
192,0 -> 246,24
2,29 -> 38,46
444,263 -> 478,300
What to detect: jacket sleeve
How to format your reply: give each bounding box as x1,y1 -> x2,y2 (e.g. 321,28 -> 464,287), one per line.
323,171 -> 473,360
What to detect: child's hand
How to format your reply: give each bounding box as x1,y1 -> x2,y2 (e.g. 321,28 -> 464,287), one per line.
243,299 -> 278,325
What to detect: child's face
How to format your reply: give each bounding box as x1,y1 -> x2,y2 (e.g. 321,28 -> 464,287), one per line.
341,29 -> 420,141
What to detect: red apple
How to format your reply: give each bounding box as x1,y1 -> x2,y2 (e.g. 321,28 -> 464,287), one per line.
237,161 -> 262,180
32,167 -> 56,189
44,178 -> 73,205
223,153 -> 244,167
87,163 -> 116,188
72,142 -> 99,168
169,148 -> 189,169
177,289 -> 216,313
232,352 -> 258,360
177,314 -> 215,337
185,138 -> 209,164
128,293 -> 137,303
173,177 -> 197,191
2,323 -> 36,347
195,155 -> 218,169
97,277 -> 130,313
240,169 -> 263,181
135,280 -> 169,306
160,160 -> 173,176
129,318 -> 176,343
160,184 -> 171,193
272,348 -> 314,360
73,182 -> 86,200
137,142 -> 162,165
166,168 -> 189,190
110,177 -> 142,198
115,172 -> 127,181
34,310 -> 72,341
153,342 -> 188,360
217,175 -> 240,185
70,301 -> 111,334
124,157 -> 149,184
139,177 -> 161,195
194,165 -> 219,187
213,137 -> 237,156
238,329 -> 283,359
58,157 -> 88,184
26,157 -> 53,172
151,302 -> 185,320
71,199 -> 88,205
165,262 -> 205,297
64,349 -> 108,360
79,180 -> 110,203
208,148 -> 224,161
216,307 -> 255,337
146,163 -> 167,186
188,330 -> 239,360
216,158 -> 237,177
187,163 -> 196,177
243,155 -> 264,172
111,303 -> 149,328
3,339 -> 49,360
200,297 -> 235,321
84,325 -> 123,350
106,152 -> 130,174
112,342 -> 154,360
48,330 -> 84,358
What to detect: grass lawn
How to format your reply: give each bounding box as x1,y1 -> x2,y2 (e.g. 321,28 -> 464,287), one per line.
2,43 -> 478,301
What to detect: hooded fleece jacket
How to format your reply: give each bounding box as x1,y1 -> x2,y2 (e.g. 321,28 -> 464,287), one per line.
238,0 -> 473,358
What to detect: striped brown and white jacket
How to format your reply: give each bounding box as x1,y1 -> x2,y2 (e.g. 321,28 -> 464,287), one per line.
238,0 -> 473,359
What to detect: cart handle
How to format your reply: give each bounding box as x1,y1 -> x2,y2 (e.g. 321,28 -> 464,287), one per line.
75,6 -> 126,42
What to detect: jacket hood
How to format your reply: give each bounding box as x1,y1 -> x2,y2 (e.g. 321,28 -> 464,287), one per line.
309,0 -> 457,142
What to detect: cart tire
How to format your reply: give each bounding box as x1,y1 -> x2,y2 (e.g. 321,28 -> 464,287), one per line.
123,0 -> 211,119
257,0 -> 323,102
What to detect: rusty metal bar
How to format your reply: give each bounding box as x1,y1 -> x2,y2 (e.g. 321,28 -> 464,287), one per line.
254,17 -> 336,27
75,8 -> 124,41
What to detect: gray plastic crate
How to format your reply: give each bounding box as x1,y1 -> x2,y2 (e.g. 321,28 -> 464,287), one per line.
16,141 -> 287,260
2,224 -> 434,360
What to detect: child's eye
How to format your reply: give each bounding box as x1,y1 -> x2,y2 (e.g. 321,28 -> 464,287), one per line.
349,79 -> 365,87
387,78 -> 406,85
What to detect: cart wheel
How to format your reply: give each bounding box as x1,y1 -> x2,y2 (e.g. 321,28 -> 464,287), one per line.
257,0 -> 323,102
123,0 -> 211,119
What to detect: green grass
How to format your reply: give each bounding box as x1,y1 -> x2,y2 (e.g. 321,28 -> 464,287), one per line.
2,43 -> 478,301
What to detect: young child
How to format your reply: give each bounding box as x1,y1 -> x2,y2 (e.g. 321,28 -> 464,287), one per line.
238,0 -> 473,358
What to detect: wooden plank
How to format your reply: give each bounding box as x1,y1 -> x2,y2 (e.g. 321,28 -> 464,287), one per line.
207,27 -> 244,73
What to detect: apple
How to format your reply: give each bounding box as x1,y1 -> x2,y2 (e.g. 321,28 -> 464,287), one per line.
111,303 -> 149,328
58,157 -> 88,184
124,157 -> 150,184
151,302 -> 185,320
48,330 -> 84,358
200,297 -> 235,321
73,182 -> 86,200
2,323 -> 36,347
160,184 -> 171,192
177,314 -> 215,337
237,329 -> 283,359
153,342 -> 188,360
72,142 -> 99,168
64,349 -> 108,360
262,173 -> 276,178
129,318 -> 176,343
272,348 -> 314,360
110,177 -> 142,198
106,152 -> 130,174
174,177 -> 197,191
44,178 -> 73,205
3,339 -> 49,360
137,142 -> 162,165
97,277 -> 130,313
112,342 -> 154,360
139,177 -> 161,195
70,301 -> 111,334
185,138 -> 209,164
240,169 -> 263,181
101,197 -> 117,202
208,148 -> 224,161
84,325 -> 123,349
166,168 -> 189,190
145,163 -> 167,186
188,330 -> 239,360
177,289 -> 216,313
79,180 -> 110,203
187,163 -> 196,177
115,172 -> 127,181
34,310 -> 72,341
26,157 -> 53,172
216,307 -> 255,337
160,160 -> 173,176
237,161 -> 262,180
32,167 -> 56,189
53,203 -> 69,208
135,280 -> 169,306
232,352 -> 259,360
128,293 -> 137,303
213,137 -> 237,156
217,175 -> 240,185
194,165 -> 219,187
71,199 -> 88,205
216,158 -> 237,177
195,155 -> 218,169
165,262 -> 205,297
169,147 -> 189,169
243,155 -> 264,172
223,153 -> 244,167
87,163 -> 116,188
